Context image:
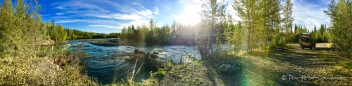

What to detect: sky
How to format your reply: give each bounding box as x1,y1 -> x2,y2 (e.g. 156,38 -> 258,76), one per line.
37,0 -> 331,33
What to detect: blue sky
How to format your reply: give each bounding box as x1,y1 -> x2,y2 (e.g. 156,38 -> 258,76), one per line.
37,0 -> 330,33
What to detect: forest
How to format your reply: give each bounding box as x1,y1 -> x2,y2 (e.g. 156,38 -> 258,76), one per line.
1,0 -> 352,85
120,0 -> 338,59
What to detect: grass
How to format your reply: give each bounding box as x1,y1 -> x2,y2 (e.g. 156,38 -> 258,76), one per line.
0,57 -> 99,85
320,54 -> 329,61
0,44 -> 99,85
343,62 -> 352,69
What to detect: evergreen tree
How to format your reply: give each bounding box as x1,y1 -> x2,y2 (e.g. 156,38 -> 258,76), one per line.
283,0 -> 294,44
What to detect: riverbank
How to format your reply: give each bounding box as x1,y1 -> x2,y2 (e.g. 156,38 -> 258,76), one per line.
0,57 -> 99,85
0,43 -> 100,85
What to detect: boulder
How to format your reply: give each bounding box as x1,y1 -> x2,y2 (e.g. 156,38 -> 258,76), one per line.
218,63 -> 232,73
51,58 -> 68,66
134,49 -> 146,54
51,56 -> 78,67
218,60 -> 241,74
146,52 -> 159,59
124,53 -> 145,63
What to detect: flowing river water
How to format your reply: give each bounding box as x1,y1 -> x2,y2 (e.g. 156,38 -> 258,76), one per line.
65,40 -> 204,84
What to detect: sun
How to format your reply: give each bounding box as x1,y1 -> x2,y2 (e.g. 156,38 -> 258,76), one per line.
175,5 -> 201,25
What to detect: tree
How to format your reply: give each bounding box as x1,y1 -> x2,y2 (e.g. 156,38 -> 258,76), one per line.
324,0 -> 352,58
197,0 -> 227,59
233,0 -> 282,52
283,0 -> 294,44
0,0 -> 46,57
294,24 -> 298,34
313,25 -> 317,42
147,18 -> 156,45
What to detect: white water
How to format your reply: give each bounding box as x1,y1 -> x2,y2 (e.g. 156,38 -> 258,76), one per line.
65,40 -> 203,84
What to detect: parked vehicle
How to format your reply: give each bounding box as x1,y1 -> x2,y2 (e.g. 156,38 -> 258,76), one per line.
299,33 -> 316,49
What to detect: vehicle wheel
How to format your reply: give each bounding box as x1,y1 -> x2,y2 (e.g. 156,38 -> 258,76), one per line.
302,47 -> 304,49
310,47 -> 312,49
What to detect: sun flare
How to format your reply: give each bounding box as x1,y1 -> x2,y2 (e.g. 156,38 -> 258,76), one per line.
175,5 -> 201,25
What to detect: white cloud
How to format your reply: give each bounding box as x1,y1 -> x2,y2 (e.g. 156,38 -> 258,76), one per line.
226,0 -> 242,23
132,2 -> 146,10
56,20 -> 88,23
96,13 -> 144,20
89,24 -> 124,29
55,1 -> 109,13
55,13 -> 64,15
51,0 -> 155,31
292,0 -> 330,30
56,19 -> 122,25
90,9 -> 153,30
138,10 -> 153,18
154,7 -> 159,14
88,19 -> 149,29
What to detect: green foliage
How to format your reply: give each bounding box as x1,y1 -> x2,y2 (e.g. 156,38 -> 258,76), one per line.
0,0 -> 46,58
195,0 -> 228,60
324,0 -> 352,58
283,0 -> 294,44
288,24 -> 312,43
0,0 -> 99,85
310,24 -> 330,43
232,0 -> 284,52
120,18 -> 199,46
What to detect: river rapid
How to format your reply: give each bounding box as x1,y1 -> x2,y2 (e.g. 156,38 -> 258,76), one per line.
65,40 -> 203,84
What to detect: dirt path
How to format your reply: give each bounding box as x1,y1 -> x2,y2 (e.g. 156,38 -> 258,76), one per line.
158,43 -> 351,86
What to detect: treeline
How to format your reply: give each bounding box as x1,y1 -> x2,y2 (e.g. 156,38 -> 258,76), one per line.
44,20 -> 120,43
120,19 -> 197,46
287,24 -> 331,43
64,28 -> 120,40
311,24 -> 330,43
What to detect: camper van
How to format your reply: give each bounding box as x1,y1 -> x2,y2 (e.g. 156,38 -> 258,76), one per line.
299,33 -> 316,49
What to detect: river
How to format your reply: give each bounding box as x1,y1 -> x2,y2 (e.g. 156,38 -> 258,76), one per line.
65,40 -> 204,84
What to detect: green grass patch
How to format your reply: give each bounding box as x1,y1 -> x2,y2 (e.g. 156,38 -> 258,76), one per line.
343,62 -> 352,69
319,54 -> 329,61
